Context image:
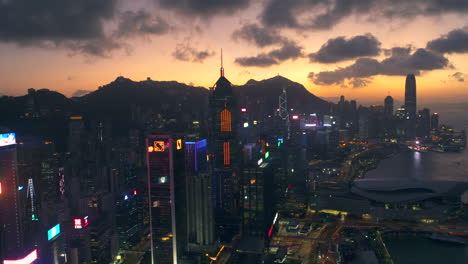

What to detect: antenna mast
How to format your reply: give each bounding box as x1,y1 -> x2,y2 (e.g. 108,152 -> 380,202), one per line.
220,48 -> 224,77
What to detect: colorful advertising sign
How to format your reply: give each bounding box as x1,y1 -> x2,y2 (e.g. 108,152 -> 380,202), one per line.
47,224 -> 60,241
4,249 -> 38,264
0,133 -> 16,147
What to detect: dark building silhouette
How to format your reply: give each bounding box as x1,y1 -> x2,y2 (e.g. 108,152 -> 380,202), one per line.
405,74 -> 417,120
209,54 -> 239,242
384,96 -> 394,118
185,139 -> 215,250
431,113 -> 439,130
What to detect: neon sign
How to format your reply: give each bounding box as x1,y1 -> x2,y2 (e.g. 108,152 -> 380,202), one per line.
4,249 -> 38,264
74,218 -> 82,229
0,133 -> 16,147
47,224 -> 61,241
176,139 -> 183,150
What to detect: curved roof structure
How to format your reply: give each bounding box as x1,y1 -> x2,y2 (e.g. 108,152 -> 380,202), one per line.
351,178 -> 468,203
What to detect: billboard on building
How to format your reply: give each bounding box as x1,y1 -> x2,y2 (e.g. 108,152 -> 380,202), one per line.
0,133 -> 16,147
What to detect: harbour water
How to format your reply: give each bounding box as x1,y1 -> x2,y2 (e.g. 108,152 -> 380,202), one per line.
365,149 -> 468,182
383,235 -> 468,264
365,144 -> 468,262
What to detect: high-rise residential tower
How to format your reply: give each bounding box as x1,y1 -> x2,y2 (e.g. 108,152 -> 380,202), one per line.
405,74 -> 417,119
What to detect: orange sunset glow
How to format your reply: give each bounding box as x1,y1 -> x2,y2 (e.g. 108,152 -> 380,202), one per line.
1,1 -> 467,104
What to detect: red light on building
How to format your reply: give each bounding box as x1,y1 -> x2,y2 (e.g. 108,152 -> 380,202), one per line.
287,184 -> 292,189
133,189 -> 137,195
74,218 -> 82,229
83,216 -> 89,227
148,146 -> 154,152
4,249 -> 38,264
0,181 -> 2,194
292,115 -> 299,120
268,224 -> 274,238
241,108 -> 247,112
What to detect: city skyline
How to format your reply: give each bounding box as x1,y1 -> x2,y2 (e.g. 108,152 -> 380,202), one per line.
1,0 -> 468,103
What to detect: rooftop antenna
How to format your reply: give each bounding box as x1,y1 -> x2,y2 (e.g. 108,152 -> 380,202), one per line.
220,48 -> 224,77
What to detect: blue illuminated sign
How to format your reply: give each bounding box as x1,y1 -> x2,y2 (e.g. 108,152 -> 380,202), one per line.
47,224 -> 60,241
0,133 -> 16,147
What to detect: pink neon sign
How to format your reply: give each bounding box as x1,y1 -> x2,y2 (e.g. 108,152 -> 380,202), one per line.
4,249 -> 38,264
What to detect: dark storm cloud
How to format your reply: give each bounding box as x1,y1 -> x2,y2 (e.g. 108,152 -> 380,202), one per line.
309,34 -> 381,63
232,23 -> 286,47
426,27 -> 468,54
0,0 -> 116,42
308,48 -> 449,87
449,72 -> 465,82
234,41 -> 303,67
157,0 -> 250,17
0,1 -> 174,57
260,0 -> 468,30
116,10 -> 171,38
172,44 -> 215,63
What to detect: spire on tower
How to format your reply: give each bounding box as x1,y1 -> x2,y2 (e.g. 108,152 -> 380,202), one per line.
220,48 -> 224,77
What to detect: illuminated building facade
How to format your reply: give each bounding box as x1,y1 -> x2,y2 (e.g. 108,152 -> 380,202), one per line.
209,56 -> 239,242
0,132 -> 27,260
146,135 -> 178,264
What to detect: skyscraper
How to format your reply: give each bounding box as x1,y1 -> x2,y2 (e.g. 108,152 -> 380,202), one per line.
431,113 -> 439,130
405,74 -> 417,119
384,96 -> 394,118
209,52 -> 239,241
0,132 -> 29,260
185,139 -> 215,250
146,135 -> 178,264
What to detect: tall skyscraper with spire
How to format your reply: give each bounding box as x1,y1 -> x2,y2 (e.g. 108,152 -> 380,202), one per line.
209,50 -> 239,241
405,74 -> 417,119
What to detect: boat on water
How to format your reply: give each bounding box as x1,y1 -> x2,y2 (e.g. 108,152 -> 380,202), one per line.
427,233 -> 467,245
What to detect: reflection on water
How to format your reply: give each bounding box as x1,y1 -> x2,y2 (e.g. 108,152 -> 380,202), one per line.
366,149 -> 468,182
384,236 -> 468,264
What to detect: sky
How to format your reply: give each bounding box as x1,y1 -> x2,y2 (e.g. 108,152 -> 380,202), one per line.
1,0 -> 468,104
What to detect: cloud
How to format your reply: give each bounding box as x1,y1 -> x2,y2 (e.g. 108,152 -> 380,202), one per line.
260,0 -> 468,30
116,10 -> 171,38
0,1 -> 174,57
64,37 -> 127,58
309,34 -> 381,63
426,26 -> 468,54
235,54 -> 279,67
232,23 -> 286,47
309,47 -> 449,87
157,0 -> 250,17
0,0 -> 116,42
172,43 -> 215,63
235,41 -> 303,67
71,89 -> 92,97
449,72 -> 465,82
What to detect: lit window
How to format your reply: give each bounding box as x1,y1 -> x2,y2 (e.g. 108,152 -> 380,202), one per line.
223,142 -> 230,166
220,109 -> 232,132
